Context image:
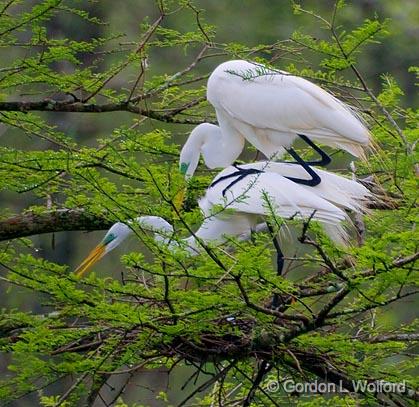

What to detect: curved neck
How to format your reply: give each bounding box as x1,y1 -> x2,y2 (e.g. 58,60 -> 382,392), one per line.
205,126 -> 244,168
181,123 -> 245,178
200,124 -> 244,169
135,216 -> 198,254
134,216 -> 173,243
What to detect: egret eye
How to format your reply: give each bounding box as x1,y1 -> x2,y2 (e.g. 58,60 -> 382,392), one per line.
180,162 -> 189,175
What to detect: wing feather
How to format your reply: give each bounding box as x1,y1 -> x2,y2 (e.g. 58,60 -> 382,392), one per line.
207,60 -> 370,156
237,162 -> 372,213
201,166 -> 349,244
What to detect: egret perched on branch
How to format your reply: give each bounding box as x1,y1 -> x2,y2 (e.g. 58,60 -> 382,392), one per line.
74,161 -> 370,277
180,60 -> 370,179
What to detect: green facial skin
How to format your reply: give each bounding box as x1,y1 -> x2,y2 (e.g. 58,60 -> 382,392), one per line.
103,233 -> 116,245
179,162 -> 189,175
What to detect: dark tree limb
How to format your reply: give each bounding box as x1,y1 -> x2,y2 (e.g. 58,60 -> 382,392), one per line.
0,209 -> 111,241
0,99 -> 209,124
368,333 -> 419,343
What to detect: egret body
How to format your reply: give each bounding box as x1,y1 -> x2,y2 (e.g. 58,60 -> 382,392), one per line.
206,60 -> 370,162
75,162 -> 368,276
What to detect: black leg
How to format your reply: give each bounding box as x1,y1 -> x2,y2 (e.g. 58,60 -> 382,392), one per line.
284,148 -> 321,187
211,146 -> 325,196
270,293 -> 282,309
267,222 -> 286,310
222,171 -> 256,197
266,222 -> 284,276
210,165 -> 264,196
297,134 -> 331,167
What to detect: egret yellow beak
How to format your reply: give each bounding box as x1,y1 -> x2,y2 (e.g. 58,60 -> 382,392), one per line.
174,162 -> 188,215
74,243 -> 106,277
173,187 -> 186,214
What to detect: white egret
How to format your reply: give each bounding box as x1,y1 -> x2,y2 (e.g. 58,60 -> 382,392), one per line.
75,163 -> 359,277
180,60 -> 371,178
178,122 -> 371,276
180,123 -> 371,213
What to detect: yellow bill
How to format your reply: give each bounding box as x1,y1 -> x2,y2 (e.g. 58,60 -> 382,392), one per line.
173,186 -> 186,215
74,243 -> 106,277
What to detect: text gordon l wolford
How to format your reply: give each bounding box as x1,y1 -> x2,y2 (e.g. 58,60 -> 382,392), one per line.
266,379 -> 407,394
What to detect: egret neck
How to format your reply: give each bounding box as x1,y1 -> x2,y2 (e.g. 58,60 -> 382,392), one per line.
179,123 -> 244,179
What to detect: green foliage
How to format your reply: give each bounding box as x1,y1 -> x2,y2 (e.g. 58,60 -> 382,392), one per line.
291,16 -> 389,71
0,1 -> 417,406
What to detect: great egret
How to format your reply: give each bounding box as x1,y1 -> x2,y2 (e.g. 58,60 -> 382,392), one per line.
178,122 -> 371,276
75,162 -> 366,277
180,123 -> 370,211
180,60 -> 370,178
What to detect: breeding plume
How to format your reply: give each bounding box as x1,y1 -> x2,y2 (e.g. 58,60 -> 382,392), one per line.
180,60 -> 370,177
75,162 -> 371,277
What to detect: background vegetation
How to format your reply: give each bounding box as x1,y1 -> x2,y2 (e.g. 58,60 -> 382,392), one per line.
0,0 -> 417,406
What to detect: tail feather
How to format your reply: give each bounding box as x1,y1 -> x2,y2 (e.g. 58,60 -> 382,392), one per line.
261,162 -> 373,214
292,207 -> 350,246
313,168 -> 373,214
336,141 -> 368,160
321,221 -> 350,246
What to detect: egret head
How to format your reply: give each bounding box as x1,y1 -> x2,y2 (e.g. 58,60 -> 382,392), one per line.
75,222 -> 131,277
180,123 -> 246,179
179,123 -> 236,179
180,124 -> 207,179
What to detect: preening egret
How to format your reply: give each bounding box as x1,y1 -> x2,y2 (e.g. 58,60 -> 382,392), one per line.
75,162 -> 370,277
180,60 -> 370,177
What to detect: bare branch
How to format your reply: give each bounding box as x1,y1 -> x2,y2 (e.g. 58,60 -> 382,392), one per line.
0,209 -> 111,241
368,333 -> 419,343
131,45 -> 209,103
360,252 -> 419,278
82,13 -> 165,103
0,99 -> 210,125
327,290 -> 418,318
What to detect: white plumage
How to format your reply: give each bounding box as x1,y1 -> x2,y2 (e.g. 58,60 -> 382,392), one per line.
247,162 -> 371,214
180,123 -> 371,215
76,60 -> 374,276
198,164 -> 350,246
75,162 -> 362,276
206,60 -> 370,161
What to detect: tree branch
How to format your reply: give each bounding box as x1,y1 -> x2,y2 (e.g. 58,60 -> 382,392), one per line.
368,333 -> 419,343
0,209 -> 111,241
0,99 -> 209,124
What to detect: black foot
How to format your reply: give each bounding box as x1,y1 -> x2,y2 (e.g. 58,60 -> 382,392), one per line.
284,148 -> 321,187
210,164 -> 264,196
297,134 -> 332,167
